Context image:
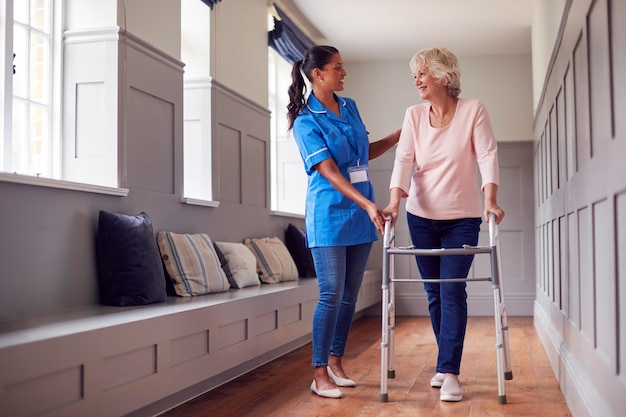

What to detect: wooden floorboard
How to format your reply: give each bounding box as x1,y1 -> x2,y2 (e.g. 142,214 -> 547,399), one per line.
159,316 -> 571,417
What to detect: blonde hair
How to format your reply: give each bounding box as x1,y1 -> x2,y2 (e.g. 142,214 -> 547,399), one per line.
410,46 -> 461,98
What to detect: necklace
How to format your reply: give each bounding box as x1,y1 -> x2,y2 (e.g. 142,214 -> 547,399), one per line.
431,104 -> 456,127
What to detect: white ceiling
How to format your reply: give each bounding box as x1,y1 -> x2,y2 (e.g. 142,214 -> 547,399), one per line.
276,0 -> 537,61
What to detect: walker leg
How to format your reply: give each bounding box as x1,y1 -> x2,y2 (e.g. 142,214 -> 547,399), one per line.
495,242 -> 513,380
380,287 -> 389,401
380,244 -> 391,402
492,285 -> 507,404
388,278 -> 396,379
501,306 -> 513,380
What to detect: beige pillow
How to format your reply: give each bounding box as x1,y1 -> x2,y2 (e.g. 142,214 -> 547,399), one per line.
214,242 -> 261,288
244,237 -> 299,284
157,232 -> 230,296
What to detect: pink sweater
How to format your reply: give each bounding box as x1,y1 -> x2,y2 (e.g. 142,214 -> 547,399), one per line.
389,98 -> 499,220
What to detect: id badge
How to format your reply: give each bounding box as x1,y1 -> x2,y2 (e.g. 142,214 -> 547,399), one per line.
348,164 -> 369,183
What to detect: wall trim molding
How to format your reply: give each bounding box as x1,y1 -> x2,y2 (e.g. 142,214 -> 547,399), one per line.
64,27 -> 185,73
211,79 -> 270,118
0,172 -> 129,196
534,302 -> 613,417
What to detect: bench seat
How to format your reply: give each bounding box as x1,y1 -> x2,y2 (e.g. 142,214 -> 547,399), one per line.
0,270 -> 381,417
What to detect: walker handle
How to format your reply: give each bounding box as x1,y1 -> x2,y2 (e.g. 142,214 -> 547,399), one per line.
383,215 -> 393,248
488,212 -> 499,246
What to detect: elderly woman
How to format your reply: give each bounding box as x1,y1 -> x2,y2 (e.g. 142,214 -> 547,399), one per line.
384,46 -> 505,402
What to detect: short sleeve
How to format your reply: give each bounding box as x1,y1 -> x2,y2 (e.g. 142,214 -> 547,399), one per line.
293,116 -> 332,174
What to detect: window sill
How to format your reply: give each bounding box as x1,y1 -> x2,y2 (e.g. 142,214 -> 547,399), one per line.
181,197 -> 220,208
270,210 -> 305,220
0,173 -> 129,196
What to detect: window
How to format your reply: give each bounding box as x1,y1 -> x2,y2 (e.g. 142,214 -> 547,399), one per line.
268,46 -> 307,216
267,6 -> 310,216
181,0 -> 213,201
2,0 -> 59,178
3,0 -> 124,194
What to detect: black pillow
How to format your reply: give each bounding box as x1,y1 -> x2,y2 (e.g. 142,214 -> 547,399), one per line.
285,223 -> 316,278
96,210 -> 166,306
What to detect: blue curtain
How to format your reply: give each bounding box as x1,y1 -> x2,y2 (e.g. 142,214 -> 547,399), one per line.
268,6 -> 315,65
200,0 -> 222,9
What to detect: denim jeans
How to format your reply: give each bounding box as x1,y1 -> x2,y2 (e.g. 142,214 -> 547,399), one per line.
310,242 -> 373,367
407,213 -> 482,375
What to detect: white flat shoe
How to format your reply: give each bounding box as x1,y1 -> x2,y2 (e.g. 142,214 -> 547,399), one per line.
430,372 -> 445,388
440,376 -> 462,402
327,366 -> 356,387
310,380 -> 343,398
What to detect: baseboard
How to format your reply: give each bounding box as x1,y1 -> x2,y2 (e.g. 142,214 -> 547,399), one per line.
533,302 -> 613,417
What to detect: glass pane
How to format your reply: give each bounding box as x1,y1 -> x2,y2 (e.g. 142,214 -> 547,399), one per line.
32,0 -> 51,33
12,26 -> 28,98
14,0 -> 29,24
29,104 -> 50,176
30,33 -> 50,104
12,100 -> 28,173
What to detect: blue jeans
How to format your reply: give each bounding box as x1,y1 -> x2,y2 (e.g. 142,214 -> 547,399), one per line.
310,242 -> 373,367
407,214 -> 482,375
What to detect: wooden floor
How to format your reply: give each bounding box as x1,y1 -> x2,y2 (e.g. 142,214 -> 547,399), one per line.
159,316 -> 572,417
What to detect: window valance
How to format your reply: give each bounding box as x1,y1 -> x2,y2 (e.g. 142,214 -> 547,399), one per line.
200,0 -> 222,9
268,5 -> 315,64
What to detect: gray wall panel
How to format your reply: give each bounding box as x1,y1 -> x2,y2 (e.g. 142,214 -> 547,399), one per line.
241,134 -> 267,207
587,0 -> 613,152
126,87 -> 175,193
533,2 -> 626,415
573,31 -> 591,168
592,199 -> 616,369
215,124 -> 242,204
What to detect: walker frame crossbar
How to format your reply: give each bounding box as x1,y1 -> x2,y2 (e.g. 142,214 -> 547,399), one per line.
379,213 -> 513,403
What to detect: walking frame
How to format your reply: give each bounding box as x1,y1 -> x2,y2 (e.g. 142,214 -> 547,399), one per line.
379,213 -> 513,403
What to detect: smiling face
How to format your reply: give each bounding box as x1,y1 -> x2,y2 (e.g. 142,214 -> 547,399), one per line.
314,53 -> 347,92
412,65 -> 446,101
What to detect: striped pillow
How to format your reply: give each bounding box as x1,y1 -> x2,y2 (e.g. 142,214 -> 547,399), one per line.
157,232 -> 230,296
244,237 -> 299,284
214,242 -> 261,289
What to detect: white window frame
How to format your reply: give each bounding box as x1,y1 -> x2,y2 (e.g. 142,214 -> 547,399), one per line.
181,0 -> 214,204
1,0 -> 126,195
268,47 -> 307,217
2,0 -> 59,178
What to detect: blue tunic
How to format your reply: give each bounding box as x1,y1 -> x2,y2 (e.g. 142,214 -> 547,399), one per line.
292,93 -> 378,247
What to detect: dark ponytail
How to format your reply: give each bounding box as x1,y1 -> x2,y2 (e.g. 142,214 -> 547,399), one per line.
287,45 -> 339,131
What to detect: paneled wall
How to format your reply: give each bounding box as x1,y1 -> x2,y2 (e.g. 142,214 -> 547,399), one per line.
212,82 -> 270,207
0,26 -> 287,322
533,1 -> 626,416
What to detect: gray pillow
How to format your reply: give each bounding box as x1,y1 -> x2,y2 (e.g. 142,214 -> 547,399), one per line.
214,242 -> 261,289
